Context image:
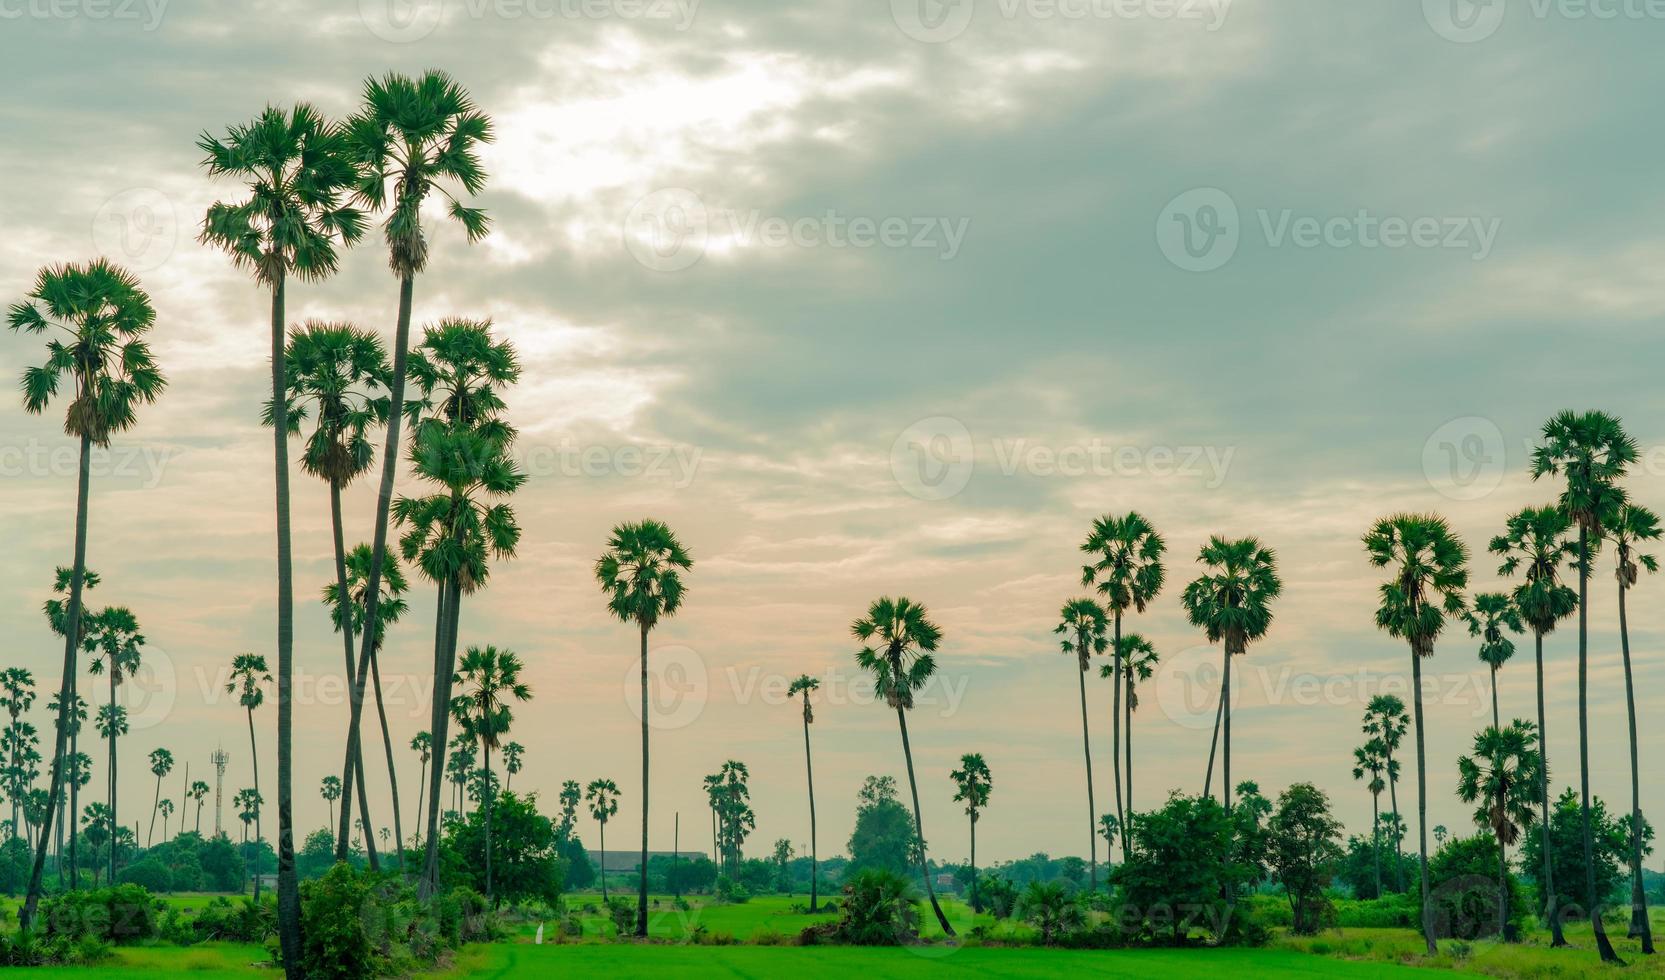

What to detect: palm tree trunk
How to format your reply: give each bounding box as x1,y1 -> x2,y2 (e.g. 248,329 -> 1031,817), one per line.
1578,527 -> 1620,962
1223,650 -> 1233,816
328,479 -> 366,860
968,813 -> 976,913
710,806 -> 717,865
1498,830 -> 1509,940
599,819 -> 608,903
368,643 -> 404,869
483,740 -> 493,901
801,705 -> 818,912
149,774 -> 160,846
1410,651 -> 1435,956
1111,612 -> 1125,865
1371,790 -> 1382,898
69,721 -> 80,891
19,431 -> 92,931
636,620 -> 650,938
337,273 -> 414,864
1075,663 -> 1097,892
1124,671 -> 1135,856
1490,665 -> 1499,731
267,275 -> 303,977
109,678 -> 118,886
896,706 -> 955,936
247,705 -> 260,901
1203,671 -> 1224,799
1385,740 -> 1405,893
1618,575 -> 1654,951
414,756 -> 427,850
419,574 -> 463,898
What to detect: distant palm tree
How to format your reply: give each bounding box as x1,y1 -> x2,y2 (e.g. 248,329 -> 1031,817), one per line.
1433,824 -> 1448,848
1,669 -> 35,840
1465,593 -> 1522,729
81,803 -> 112,886
1530,409 -> 1634,963
949,753 -> 992,911
449,645 -> 531,900
226,653 -> 271,899
852,595 -> 956,936
586,779 -> 620,902
1361,696 -> 1409,892
1490,503 -> 1577,946
146,748 -> 173,846
91,704 -> 128,883
503,742 -> 524,792
199,104 -> 362,970
85,606 -> 144,886
157,798 -> 174,841
1180,535 -> 1280,817
1054,597 -> 1107,890
787,675 -> 822,911
320,776 -> 342,833
1081,512 -> 1165,863
8,260 -> 165,928
703,772 -> 723,865
1609,501 -> 1659,947
1456,720 -> 1542,941
1363,512 -> 1470,955
1351,739 -> 1387,896
713,760 -> 754,874
187,780 -> 210,835
1109,632 -> 1158,844
409,732 -> 432,847
595,519 -> 693,936
46,566 -> 98,890
337,77 -> 493,897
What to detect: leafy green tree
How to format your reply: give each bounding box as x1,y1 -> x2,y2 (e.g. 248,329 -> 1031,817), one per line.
1268,782 -> 1343,934
852,597 -> 955,936
146,748 -> 173,846
449,644 -> 531,899
1018,880 -> 1084,944
1179,535 -> 1279,817
1457,720 -> 1542,940
1364,513 -> 1469,954
1054,597 -> 1106,889
1519,787 -> 1651,931
1530,409 -> 1635,962
949,752 -> 991,910
1610,501 -> 1659,944
586,779 -> 619,901
226,653 -> 271,897
1362,695 -> 1409,892
787,675 -> 821,910
1490,503 -> 1578,945
771,839 -> 795,893
1081,512 -> 1166,863
1418,833 -> 1529,941
1109,792 -> 1255,943
85,606 -> 144,886
441,791 -> 565,904
8,261 -> 164,927
847,776 -> 913,878
1465,592 -> 1521,730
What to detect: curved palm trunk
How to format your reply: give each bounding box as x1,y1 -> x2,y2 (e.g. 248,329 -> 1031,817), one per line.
1075,663 -> 1097,892
149,773 -> 161,846
637,620 -> 650,938
1111,612 -> 1125,865
70,720 -> 80,890
1385,740 -> 1405,893
413,755 -> 427,850
1618,574 -> 1654,951
1203,680 -> 1224,799
338,274 -> 414,864
1577,528 -> 1620,962
18,432 -> 91,930
419,574 -> 463,898
1410,652 -> 1434,956
247,705 -> 260,900
1222,650 -> 1233,816
896,706 -> 955,936
368,643 -> 404,868
268,276 -> 303,975
328,480 -> 374,865
801,702 -> 818,912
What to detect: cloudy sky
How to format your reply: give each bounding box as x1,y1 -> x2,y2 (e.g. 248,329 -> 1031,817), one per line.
3,0 -> 1665,870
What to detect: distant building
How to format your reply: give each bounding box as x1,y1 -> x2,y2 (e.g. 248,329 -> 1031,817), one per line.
934,873 -> 959,892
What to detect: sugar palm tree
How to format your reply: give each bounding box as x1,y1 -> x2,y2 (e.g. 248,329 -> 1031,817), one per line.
225,653 -> 271,900
1080,512 -> 1165,863
586,779 -> 620,902
44,689 -> 87,889
1363,513 -> 1470,955
1361,695 -> 1409,892
1054,597 -> 1107,890
188,779 -> 209,835
1,669 -> 35,841
1352,739 -> 1387,897
157,798 -> 174,841
320,776 -> 342,832
1490,503 -> 1577,945
1530,409 -> 1634,963
409,731 -> 431,847
1456,720 -> 1542,941
46,566 -> 98,890
448,644 -> 531,900
853,596 -> 956,936
503,742 -> 524,792
84,605 -> 143,886
199,104 -> 362,970
8,260 -> 165,928
949,752 -> 992,911
146,748 -> 173,846
91,704 -> 127,881
1179,535 -> 1280,818
336,76 -> 493,889
1109,632 -> 1158,845
786,675 -> 821,911
274,321 -> 392,866
81,802 -> 112,886
1610,501 -> 1658,948
323,542 -> 410,867
595,519 -> 693,935
1466,593 -> 1522,730
703,772 -> 723,865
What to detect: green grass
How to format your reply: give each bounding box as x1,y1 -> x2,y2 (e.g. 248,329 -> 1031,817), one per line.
1276,914 -> 1665,979
550,892 -> 1031,942
5,944 -> 269,978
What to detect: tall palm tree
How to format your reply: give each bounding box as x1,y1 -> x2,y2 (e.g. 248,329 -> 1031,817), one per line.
336,75 -> 493,887
714,760 -> 753,874
225,653 -> 271,900
949,752 -> 991,911
787,675 -> 821,911
91,704 -> 127,882
146,748 -> 173,846
1456,720 -> 1542,941
188,779 -> 210,835
1109,632 -> 1158,843
503,742 -> 524,792
275,321 -> 392,866
8,260 -> 165,929
1363,512 -> 1469,955
448,644 -> 531,900
1179,535 -> 1280,818
320,776 -> 342,833
703,772 -> 723,865
595,519 -> 693,936
84,605 -> 143,886
402,423 -> 524,895
1610,501 -> 1658,948
46,565 -> 98,891
323,542 -> 410,866
1351,739 -> 1387,897
1490,503 -> 1577,945
409,731 -> 431,847
1080,512 -> 1165,863
1,669 -> 35,840
157,798 -> 174,842
586,779 -> 619,903
1466,593 -> 1522,730
199,105 -> 362,970
852,595 -> 956,936
1054,598 -> 1107,889
1530,409 -> 1634,963
1362,695 -> 1409,892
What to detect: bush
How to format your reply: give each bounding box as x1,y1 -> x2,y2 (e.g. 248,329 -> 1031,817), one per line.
38,884 -> 163,944
191,896 -> 275,943
298,862 -> 382,979
606,896 -> 635,938
1017,881 -> 1085,945
977,875 -> 1019,919
117,859 -> 173,893
714,875 -> 750,904
803,869 -> 920,946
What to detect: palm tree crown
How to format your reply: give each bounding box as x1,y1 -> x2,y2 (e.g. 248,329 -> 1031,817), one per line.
852,597 -> 942,710
449,645 -> 531,758
1180,536 -> 1281,655
595,520 -> 693,630
1080,512 -> 1166,615
1054,598 -> 1108,672
271,321 -> 392,486
1467,592 -> 1522,671
950,753 -> 992,819
1363,514 -> 1470,655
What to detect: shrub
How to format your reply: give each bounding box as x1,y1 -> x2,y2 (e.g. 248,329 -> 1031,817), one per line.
1017,881 -> 1085,945
191,896 -> 275,943
38,884 -> 163,944
977,875 -> 1019,919
805,869 -> 920,946
607,896 -> 635,938
117,859 -> 173,893
298,862 -> 382,979
714,874 -> 751,904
